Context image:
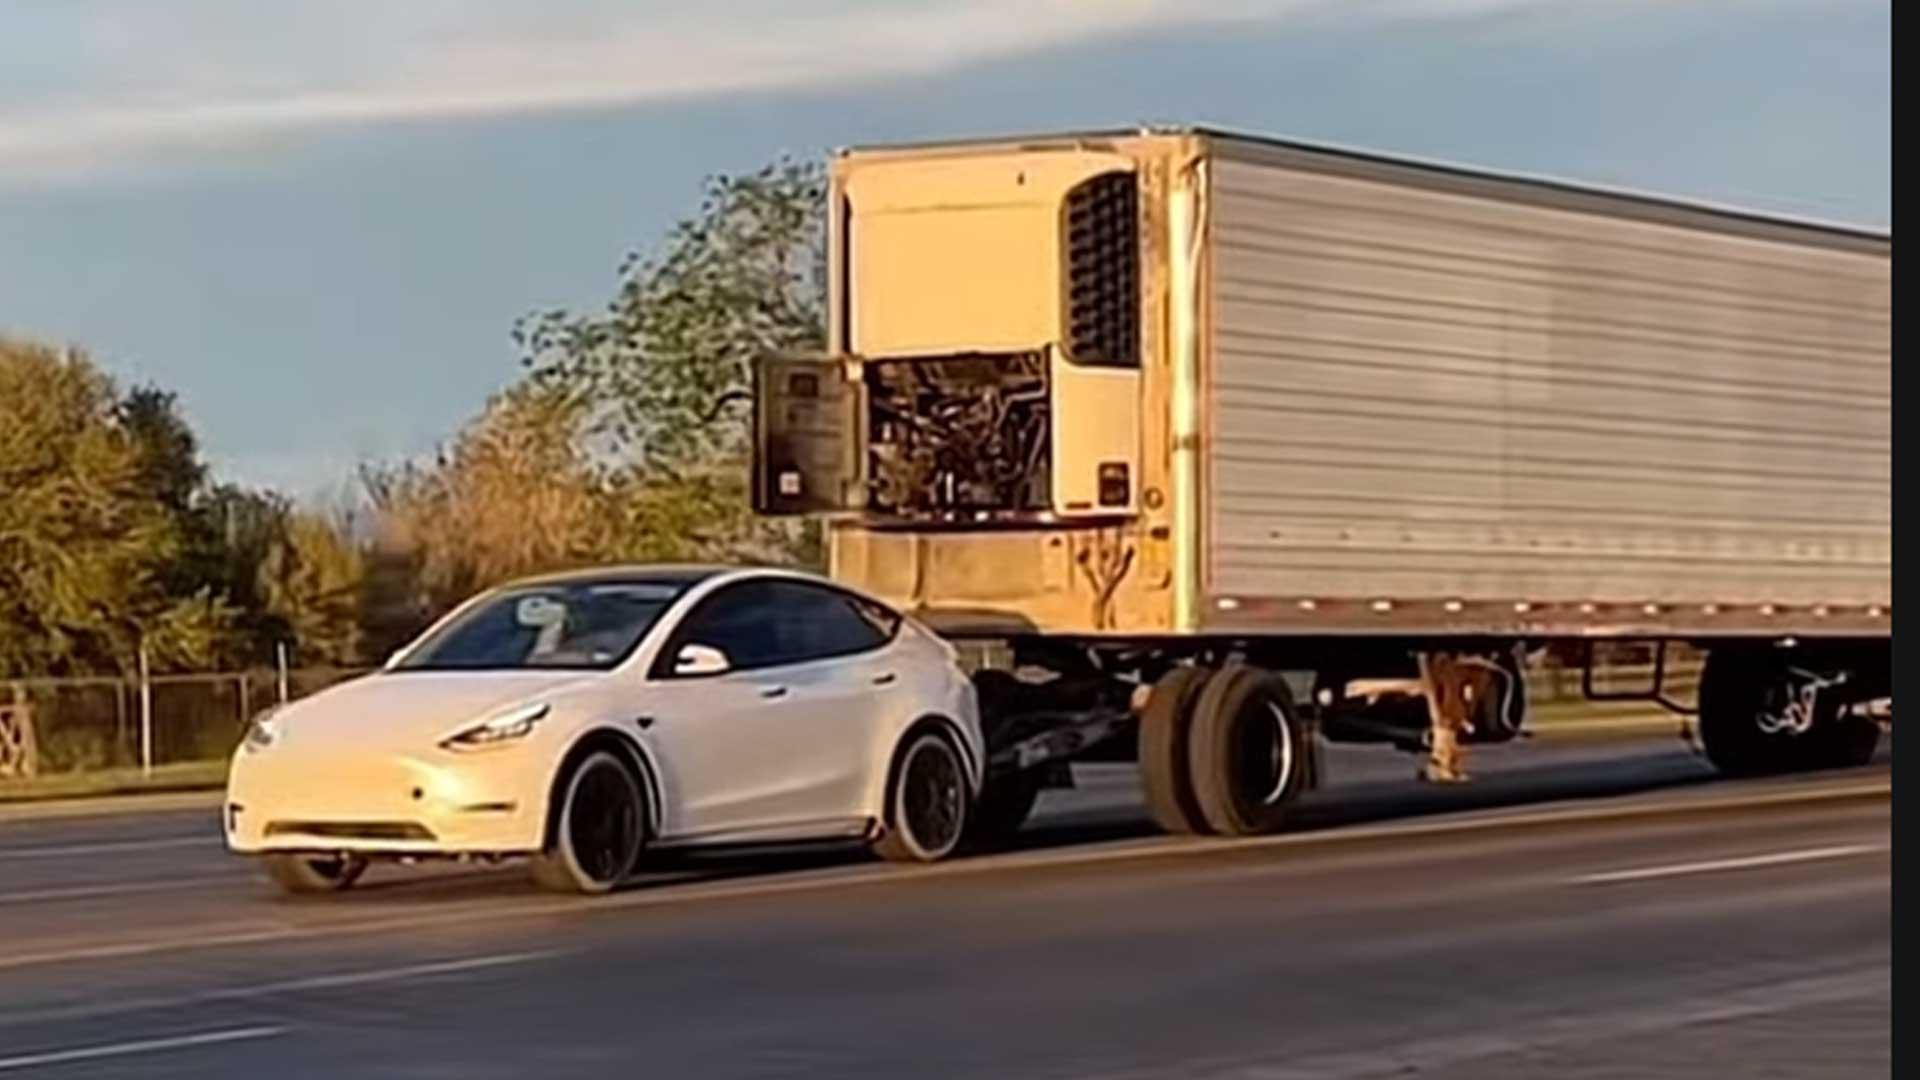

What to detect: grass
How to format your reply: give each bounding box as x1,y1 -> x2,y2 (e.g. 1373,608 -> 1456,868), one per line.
0,759 -> 229,803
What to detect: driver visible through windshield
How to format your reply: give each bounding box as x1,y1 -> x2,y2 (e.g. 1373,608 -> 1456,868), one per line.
393,578 -> 694,671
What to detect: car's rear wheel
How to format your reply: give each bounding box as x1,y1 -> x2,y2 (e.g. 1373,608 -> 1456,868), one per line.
529,750 -> 647,895
264,853 -> 368,895
873,730 -> 970,863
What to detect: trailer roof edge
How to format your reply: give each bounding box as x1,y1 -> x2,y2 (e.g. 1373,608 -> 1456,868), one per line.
836,124 -> 1889,254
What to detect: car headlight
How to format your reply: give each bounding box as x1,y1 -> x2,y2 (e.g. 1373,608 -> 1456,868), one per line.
243,708 -> 283,752
440,702 -> 550,751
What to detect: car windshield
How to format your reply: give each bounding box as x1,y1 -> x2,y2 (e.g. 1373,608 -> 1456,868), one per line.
393,579 -> 693,671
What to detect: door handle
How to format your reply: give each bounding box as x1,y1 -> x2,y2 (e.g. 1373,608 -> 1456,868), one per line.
872,672 -> 898,687
760,685 -> 789,700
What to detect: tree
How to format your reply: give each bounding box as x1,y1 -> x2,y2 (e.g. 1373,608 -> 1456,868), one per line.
362,380 -> 626,615
194,484 -> 296,651
257,510 -> 365,667
0,340 -> 236,676
514,158 -> 828,565
358,158 -> 831,633
114,389 -> 318,666
117,385 -> 206,515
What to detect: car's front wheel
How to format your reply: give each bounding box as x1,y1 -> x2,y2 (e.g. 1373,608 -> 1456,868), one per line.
264,853 -> 368,895
529,750 -> 647,894
873,730 -> 970,863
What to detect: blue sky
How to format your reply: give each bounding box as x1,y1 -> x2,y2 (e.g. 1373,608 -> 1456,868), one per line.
0,0 -> 1889,500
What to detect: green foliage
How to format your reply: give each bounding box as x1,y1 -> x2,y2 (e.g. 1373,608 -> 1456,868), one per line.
258,510 -> 366,667
116,385 -> 206,515
517,158 -> 828,467
1,339 -> 357,675
0,339 -> 234,676
510,158 -> 828,569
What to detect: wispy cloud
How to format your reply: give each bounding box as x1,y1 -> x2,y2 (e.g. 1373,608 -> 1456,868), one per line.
1,0 -> 1579,176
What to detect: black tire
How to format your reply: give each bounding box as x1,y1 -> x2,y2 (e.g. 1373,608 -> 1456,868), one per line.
1138,667 -> 1214,835
529,750 -> 647,895
873,730 -> 971,863
1698,650 -> 1868,777
1700,652 -> 1793,776
1817,710 -> 1882,769
264,853 -> 368,895
963,769 -> 1044,850
1187,665 -> 1310,837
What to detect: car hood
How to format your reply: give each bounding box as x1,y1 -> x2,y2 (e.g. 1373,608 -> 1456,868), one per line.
268,670 -> 601,751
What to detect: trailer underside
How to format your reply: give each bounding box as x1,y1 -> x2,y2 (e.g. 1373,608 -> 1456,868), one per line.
957,631 -> 1889,845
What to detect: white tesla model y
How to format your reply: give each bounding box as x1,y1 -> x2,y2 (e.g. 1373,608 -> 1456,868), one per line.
226,566 -> 983,895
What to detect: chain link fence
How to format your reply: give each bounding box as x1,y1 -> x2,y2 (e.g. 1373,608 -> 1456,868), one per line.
2,667 -> 369,779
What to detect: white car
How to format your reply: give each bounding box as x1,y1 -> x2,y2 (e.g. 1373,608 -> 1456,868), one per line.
226,566 -> 983,895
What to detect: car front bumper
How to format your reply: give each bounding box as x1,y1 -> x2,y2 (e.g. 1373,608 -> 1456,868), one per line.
225,746 -> 546,857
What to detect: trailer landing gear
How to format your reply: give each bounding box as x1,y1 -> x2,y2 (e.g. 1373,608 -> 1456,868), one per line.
1415,653 -> 1500,784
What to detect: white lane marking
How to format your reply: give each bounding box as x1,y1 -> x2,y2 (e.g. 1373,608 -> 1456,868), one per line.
0,1026 -> 288,1072
0,876 -> 238,907
2,951 -> 557,1028
1569,843 -> 1887,885
0,836 -> 215,860
0,775 -> 1887,974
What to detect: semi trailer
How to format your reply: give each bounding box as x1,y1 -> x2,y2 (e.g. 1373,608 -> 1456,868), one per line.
751,126 -> 1890,839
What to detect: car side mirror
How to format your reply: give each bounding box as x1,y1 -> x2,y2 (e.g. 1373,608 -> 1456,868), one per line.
673,643 -> 732,677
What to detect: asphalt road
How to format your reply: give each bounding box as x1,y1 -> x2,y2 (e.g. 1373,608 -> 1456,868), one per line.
0,734 -> 1890,1078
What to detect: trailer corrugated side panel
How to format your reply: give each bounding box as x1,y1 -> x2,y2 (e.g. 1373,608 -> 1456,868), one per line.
1200,141 -> 1890,635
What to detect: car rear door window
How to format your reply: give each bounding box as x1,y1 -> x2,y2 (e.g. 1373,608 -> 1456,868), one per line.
667,580 -> 900,675
764,581 -> 893,664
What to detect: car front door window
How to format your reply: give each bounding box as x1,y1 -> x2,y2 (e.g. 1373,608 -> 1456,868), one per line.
670,581 -> 787,673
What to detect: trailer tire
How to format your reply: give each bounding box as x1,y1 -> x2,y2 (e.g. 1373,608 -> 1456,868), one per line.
1817,711 -> 1882,769
1138,666 -> 1214,835
1187,665 -> 1309,837
1698,650 -> 1869,777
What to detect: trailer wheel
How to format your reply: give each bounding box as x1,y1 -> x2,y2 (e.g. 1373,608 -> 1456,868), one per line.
1138,667 -> 1214,835
1698,650 -> 1871,777
1187,666 -> 1309,837
1817,709 -> 1882,769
